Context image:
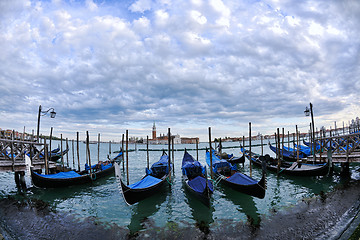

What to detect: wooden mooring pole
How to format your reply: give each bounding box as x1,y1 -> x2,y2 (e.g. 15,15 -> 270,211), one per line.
66,138 -> 69,167
281,128 -> 284,161
86,131 -> 92,179
61,134 -> 64,170
77,132 -> 80,172
168,128 -> 171,181
126,130 -> 129,185
196,138 -> 199,161
122,134 -> 125,170
109,141 -> 111,155
249,122 -> 252,177
242,136 -> 245,167
171,135 -> 174,174
98,133 -> 100,163
44,137 -> 49,175
296,127 -> 300,163
49,127 -> 53,164
72,139 -> 75,168
276,128 -> 280,174
147,136 -> 149,170
208,127 -> 213,180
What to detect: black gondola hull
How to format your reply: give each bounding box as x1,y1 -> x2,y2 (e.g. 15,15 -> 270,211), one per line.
252,159 -> 329,176
218,173 -> 266,199
226,155 -> 245,164
120,176 -> 168,205
182,177 -> 212,207
31,164 -> 115,188
242,148 -> 329,176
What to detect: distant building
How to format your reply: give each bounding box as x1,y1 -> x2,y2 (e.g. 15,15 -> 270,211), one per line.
148,123 -> 197,144
152,122 -> 156,140
180,137 -> 199,144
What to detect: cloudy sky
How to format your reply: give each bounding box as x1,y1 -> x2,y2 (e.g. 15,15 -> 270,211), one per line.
0,0 -> 359,141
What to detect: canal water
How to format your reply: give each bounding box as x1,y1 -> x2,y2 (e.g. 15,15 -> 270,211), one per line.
0,140 -> 359,237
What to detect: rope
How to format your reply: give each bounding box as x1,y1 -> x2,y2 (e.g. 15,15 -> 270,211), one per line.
166,176 -> 173,185
90,172 -> 97,180
214,175 -> 223,186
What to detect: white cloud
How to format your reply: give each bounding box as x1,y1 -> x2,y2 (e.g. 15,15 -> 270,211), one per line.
86,0 -> 98,12
129,0 -> 152,13
154,9 -> 169,26
0,0 -> 359,141
190,10 -> 207,25
308,21 -> 324,36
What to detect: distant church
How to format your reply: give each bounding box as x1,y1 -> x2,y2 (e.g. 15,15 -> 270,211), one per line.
149,122 -> 198,145
152,122 -> 157,140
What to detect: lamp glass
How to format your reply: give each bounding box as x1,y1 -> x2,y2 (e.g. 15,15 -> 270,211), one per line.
50,111 -> 56,118
304,107 -> 310,116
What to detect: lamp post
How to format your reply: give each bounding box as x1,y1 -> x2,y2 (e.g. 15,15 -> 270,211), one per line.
36,105 -> 56,142
304,103 -> 316,162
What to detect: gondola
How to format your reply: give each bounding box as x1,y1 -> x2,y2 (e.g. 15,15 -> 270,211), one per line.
46,148 -> 70,161
120,151 -> 171,205
216,151 -> 245,164
27,148 -> 70,162
216,141 -> 245,164
206,149 -> 266,199
303,139 -> 323,151
30,151 -> 122,188
182,149 -> 213,207
50,147 -> 60,153
241,148 -> 329,176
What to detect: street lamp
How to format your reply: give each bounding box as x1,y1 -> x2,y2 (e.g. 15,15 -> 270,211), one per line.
36,105 -> 56,142
304,103 -> 316,161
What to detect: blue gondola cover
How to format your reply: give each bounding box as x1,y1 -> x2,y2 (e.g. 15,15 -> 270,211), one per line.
226,172 -> 257,185
150,154 -> 170,177
85,163 -> 113,171
128,175 -> 162,189
188,176 -> 214,193
182,161 -> 204,176
33,171 -> 81,179
206,150 -> 236,172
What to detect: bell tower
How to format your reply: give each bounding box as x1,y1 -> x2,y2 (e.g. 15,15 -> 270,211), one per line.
152,122 -> 156,140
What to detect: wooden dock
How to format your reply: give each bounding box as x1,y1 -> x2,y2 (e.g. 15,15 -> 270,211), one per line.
0,138 -> 56,172
305,132 -> 360,163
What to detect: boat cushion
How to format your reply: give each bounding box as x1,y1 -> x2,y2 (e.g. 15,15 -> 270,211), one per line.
128,175 -> 162,189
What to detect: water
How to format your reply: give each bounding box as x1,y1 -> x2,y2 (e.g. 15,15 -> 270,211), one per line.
0,140 -> 359,236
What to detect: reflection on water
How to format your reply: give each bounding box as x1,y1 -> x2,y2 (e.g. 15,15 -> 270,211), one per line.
183,186 -> 214,234
128,184 -> 169,235
219,186 -> 260,228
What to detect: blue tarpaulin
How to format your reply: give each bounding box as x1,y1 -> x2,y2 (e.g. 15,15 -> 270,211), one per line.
188,176 -> 214,193
34,171 -> 81,179
292,144 -> 312,156
226,172 -> 257,185
182,151 -> 206,176
206,150 -> 235,172
182,161 -> 204,176
113,152 -> 123,160
150,154 -> 170,177
128,175 -> 162,189
85,163 -> 113,171
269,144 -> 307,159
